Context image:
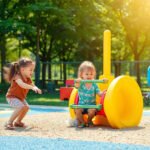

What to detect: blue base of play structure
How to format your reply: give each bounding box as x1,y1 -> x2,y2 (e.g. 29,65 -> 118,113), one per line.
0,136 -> 149,150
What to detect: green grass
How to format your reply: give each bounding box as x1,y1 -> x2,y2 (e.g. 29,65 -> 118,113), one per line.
0,91 -> 150,110
144,107 -> 150,110
0,91 -> 69,107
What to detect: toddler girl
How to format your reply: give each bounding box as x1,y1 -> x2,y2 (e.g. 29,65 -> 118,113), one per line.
3,57 -> 42,130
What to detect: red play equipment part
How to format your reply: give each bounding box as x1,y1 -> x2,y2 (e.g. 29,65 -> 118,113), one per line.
60,79 -> 74,100
96,90 -> 106,116
60,87 -> 73,100
65,79 -> 74,87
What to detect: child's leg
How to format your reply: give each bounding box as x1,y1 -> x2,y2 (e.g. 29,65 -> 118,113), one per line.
5,107 -> 24,130
87,108 -> 96,124
15,100 -> 29,124
8,107 -> 25,124
15,106 -> 29,124
6,98 -> 27,126
75,108 -> 84,124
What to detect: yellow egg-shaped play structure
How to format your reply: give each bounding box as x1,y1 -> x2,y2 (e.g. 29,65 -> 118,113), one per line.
104,75 -> 143,128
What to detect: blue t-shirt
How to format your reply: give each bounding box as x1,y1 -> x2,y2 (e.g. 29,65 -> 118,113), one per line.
78,83 -> 100,105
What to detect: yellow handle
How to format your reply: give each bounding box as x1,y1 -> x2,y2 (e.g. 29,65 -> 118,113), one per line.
103,30 -> 111,76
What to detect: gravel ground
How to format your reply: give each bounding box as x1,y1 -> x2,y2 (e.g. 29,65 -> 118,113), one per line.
0,112 -> 150,146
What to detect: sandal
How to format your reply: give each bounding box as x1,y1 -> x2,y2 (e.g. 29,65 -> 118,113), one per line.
78,123 -> 86,128
86,121 -> 94,127
14,122 -> 25,127
5,122 -> 15,130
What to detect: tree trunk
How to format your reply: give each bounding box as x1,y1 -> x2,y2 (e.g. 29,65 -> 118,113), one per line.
0,37 -> 6,83
60,62 -> 63,80
59,56 -> 63,80
114,61 -> 121,77
48,63 -> 51,79
18,39 -> 22,58
47,37 -> 53,80
42,62 -> 46,89
63,61 -> 67,84
41,31 -> 47,89
134,55 -> 141,87
35,24 -> 40,86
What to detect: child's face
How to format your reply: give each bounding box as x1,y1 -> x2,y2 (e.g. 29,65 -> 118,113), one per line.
20,63 -> 35,78
81,69 -> 95,80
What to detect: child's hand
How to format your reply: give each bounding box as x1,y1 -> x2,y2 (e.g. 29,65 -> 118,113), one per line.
75,78 -> 81,88
37,88 -> 42,94
32,86 -> 42,94
75,78 -> 81,83
102,78 -> 108,83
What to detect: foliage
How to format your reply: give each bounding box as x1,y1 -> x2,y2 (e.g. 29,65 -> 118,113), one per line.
0,0 -> 150,85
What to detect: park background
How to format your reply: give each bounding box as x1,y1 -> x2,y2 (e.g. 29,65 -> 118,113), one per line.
0,0 -> 150,107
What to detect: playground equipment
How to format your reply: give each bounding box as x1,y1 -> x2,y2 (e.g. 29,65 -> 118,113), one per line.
69,30 -> 143,129
74,79 -> 106,84
70,104 -> 102,110
60,79 -> 74,100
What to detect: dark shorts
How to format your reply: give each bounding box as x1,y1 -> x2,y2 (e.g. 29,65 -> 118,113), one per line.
82,109 -> 88,114
82,109 -> 97,115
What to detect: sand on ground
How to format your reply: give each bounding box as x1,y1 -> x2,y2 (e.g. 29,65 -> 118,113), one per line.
0,112 -> 150,146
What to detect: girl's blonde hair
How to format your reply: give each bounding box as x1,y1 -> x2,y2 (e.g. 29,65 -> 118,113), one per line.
78,61 -> 96,78
3,57 -> 34,82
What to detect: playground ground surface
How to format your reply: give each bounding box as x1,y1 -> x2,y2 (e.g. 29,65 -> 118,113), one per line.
0,104 -> 150,150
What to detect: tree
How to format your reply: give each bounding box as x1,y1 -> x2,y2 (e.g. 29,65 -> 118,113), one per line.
111,0 -> 150,86
23,1 -> 75,87
0,0 -> 35,82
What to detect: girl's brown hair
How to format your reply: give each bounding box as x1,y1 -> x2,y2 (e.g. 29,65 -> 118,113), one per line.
3,58 -> 34,82
3,63 -> 12,83
78,61 -> 96,78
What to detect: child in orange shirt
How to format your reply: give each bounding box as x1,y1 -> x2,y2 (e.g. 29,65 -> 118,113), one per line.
3,58 -> 42,130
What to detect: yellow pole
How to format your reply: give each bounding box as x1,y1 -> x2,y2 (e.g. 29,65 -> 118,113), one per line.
103,30 -> 111,76
99,30 -> 114,91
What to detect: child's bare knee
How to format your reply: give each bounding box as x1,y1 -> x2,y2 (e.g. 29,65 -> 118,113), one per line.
23,105 -> 29,110
88,109 -> 96,115
75,108 -> 83,114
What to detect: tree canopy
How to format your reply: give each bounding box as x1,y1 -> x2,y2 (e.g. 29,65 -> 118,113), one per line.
0,0 -> 150,86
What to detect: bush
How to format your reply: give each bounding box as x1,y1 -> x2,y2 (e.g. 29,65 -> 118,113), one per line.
144,93 -> 150,106
0,83 -> 9,93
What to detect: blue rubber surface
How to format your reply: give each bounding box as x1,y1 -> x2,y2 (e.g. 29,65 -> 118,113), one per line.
0,105 -> 150,118
143,111 -> 150,116
0,136 -> 149,150
0,106 -> 68,118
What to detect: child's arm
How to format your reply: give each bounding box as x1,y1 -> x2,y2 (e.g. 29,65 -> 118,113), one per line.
94,82 -> 106,97
31,82 -> 42,94
97,91 -> 104,97
102,78 -> 108,83
15,79 -> 42,94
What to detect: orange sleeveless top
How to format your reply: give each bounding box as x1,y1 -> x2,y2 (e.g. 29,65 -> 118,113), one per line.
6,76 -> 32,101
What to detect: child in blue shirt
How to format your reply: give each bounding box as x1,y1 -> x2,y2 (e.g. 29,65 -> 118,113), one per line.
75,61 -> 107,128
